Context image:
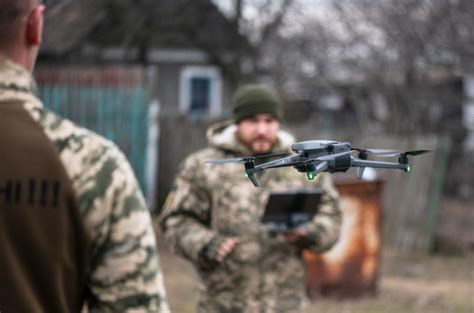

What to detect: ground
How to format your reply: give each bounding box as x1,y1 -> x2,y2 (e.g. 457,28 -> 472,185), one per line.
157,237 -> 473,313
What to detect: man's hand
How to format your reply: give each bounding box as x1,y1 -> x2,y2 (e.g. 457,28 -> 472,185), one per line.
284,227 -> 310,244
215,237 -> 240,262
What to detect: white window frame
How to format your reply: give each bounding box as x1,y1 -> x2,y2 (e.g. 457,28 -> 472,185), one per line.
179,65 -> 222,118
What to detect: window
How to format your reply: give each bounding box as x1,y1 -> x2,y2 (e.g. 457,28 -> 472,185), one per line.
180,66 -> 222,118
190,77 -> 211,114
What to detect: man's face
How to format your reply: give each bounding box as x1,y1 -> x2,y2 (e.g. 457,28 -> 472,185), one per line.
236,114 -> 280,154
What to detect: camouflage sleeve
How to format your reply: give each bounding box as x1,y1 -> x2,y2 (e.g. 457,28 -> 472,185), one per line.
304,173 -> 342,253
37,111 -> 170,313
83,146 -> 169,312
160,154 -> 220,267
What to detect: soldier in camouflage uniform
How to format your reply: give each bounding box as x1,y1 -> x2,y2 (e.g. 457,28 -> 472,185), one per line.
0,0 -> 169,312
161,84 -> 341,313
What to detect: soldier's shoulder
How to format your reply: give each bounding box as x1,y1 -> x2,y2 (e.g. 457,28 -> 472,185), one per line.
37,107 -> 149,227
37,108 -> 138,210
39,108 -> 127,166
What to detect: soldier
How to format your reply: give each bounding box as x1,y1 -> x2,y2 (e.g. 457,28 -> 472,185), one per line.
0,0 -> 170,312
160,84 -> 342,312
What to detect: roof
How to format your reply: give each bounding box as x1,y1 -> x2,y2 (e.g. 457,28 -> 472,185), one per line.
41,0 -> 105,56
40,0 -> 248,59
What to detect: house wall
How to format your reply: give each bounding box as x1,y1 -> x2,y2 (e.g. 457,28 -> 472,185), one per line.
154,60 -> 235,210
156,63 -> 181,117
156,62 -> 233,119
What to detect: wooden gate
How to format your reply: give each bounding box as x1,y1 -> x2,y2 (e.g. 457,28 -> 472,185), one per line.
34,66 -> 150,194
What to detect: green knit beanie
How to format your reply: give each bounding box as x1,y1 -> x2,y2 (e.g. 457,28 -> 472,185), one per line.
232,84 -> 283,123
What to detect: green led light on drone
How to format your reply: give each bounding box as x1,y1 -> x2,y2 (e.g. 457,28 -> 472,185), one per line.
407,165 -> 411,172
244,172 -> 249,178
307,171 -> 315,180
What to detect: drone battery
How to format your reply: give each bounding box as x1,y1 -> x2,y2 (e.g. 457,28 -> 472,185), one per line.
261,189 -> 323,233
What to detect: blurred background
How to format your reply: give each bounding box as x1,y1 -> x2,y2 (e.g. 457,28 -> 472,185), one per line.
35,0 -> 473,312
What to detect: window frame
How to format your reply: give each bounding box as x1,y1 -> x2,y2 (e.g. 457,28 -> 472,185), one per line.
179,66 -> 222,118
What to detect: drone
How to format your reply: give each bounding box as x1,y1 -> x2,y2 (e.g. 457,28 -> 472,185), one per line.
204,140 -> 431,187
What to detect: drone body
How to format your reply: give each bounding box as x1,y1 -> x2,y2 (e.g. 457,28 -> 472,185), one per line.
204,140 -> 430,187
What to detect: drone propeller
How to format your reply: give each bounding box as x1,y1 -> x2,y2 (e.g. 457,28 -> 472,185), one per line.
397,149 -> 432,165
203,157 -> 250,164
350,148 -> 394,177
254,152 -> 292,158
203,152 -> 291,165
370,149 -> 433,158
401,149 -> 432,156
351,148 -> 399,157
204,152 -> 292,187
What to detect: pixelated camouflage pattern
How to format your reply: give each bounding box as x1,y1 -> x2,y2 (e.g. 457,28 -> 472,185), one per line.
161,121 -> 341,313
0,55 -> 170,313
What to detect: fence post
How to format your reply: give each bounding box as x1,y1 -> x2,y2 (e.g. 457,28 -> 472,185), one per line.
146,100 -> 161,212
425,135 -> 451,252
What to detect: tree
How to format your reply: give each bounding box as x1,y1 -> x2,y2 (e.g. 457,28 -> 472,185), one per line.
215,0 -> 297,81
257,0 -> 472,198
259,0 -> 472,134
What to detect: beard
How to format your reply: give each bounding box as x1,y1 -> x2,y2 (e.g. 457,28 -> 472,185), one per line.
248,136 -> 277,154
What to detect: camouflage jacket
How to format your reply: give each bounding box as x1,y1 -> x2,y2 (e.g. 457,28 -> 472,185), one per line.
161,121 -> 341,313
0,55 -> 169,313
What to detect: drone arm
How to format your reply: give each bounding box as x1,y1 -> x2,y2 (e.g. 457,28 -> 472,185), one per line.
244,155 -> 300,187
351,158 -> 409,171
252,155 -> 301,171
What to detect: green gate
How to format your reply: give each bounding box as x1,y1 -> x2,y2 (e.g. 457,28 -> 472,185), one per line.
35,66 -> 150,195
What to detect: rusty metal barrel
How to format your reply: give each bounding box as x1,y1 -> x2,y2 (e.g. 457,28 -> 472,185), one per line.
304,179 -> 383,299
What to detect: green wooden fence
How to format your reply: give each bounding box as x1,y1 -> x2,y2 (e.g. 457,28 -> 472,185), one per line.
35,66 -> 150,195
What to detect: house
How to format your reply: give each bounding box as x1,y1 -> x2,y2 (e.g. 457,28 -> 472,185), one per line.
37,0 -> 250,209
39,0 -> 249,120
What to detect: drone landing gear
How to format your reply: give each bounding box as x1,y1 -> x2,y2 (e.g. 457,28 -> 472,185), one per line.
357,167 -> 366,179
244,159 -> 259,186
